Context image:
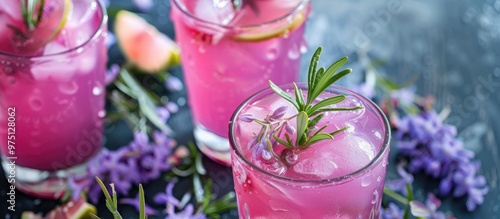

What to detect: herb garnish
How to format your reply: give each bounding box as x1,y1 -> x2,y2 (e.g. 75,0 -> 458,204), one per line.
20,0 -> 45,31
240,47 -> 363,162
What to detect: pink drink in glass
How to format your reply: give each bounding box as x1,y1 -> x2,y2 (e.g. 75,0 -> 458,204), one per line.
171,0 -> 310,164
0,0 -> 107,198
229,84 -> 390,218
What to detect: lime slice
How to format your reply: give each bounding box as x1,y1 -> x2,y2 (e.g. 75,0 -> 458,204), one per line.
115,10 -> 181,72
232,9 -> 306,42
11,0 -> 72,53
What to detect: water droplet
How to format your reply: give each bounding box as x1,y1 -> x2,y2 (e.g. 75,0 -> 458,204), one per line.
299,39 -> 308,54
382,160 -> 387,167
282,29 -> 290,38
98,110 -> 106,118
198,45 -> 206,53
371,190 -> 379,204
244,203 -> 250,219
266,48 -> 278,60
4,67 -> 13,74
361,173 -> 373,187
377,176 -> 382,182
7,77 -> 15,84
29,97 -> 43,111
5,61 -> 11,65
92,83 -> 103,96
281,149 -> 298,165
288,44 -> 300,60
59,81 -> 79,95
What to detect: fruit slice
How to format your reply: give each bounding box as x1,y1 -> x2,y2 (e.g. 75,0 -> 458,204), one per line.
21,196 -> 97,219
115,10 -> 180,73
10,0 -> 72,54
232,9 -> 306,42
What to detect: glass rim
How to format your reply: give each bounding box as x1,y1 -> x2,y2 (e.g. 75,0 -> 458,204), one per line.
0,0 -> 108,59
228,83 -> 391,184
172,0 -> 311,31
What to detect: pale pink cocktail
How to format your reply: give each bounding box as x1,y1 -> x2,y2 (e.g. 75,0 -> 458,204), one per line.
171,0 -> 310,164
229,83 -> 390,218
0,0 -> 107,198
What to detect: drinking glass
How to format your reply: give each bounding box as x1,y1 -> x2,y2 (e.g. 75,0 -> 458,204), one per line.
229,83 -> 391,218
171,0 -> 311,165
0,0 -> 107,198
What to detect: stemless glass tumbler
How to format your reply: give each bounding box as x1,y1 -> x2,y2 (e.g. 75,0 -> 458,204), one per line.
0,0 -> 107,198
229,83 -> 391,218
171,0 -> 311,165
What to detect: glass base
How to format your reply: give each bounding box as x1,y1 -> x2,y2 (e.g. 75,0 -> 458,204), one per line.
2,157 -> 89,199
193,124 -> 231,166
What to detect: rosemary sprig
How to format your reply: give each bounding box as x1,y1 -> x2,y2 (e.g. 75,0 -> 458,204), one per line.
268,47 -> 363,149
21,0 -> 45,31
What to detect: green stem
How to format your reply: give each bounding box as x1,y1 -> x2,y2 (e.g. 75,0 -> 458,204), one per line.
383,187 -> 408,205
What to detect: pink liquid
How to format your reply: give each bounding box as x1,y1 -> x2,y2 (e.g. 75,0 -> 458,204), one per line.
230,84 -> 390,218
0,0 -> 107,171
171,0 -> 310,138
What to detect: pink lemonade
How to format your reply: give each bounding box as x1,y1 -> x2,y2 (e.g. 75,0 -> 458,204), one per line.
171,0 -> 310,164
230,84 -> 390,218
0,0 -> 107,196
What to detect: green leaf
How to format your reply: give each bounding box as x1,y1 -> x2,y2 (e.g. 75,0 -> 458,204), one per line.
139,184 -> 146,219
377,75 -> 400,90
329,126 -> 349,137
308,114 -> 324,128
295,111 -> 308,146
311,125 -> 328,137
120,69 -> 173,134
273,135 -> 294,149
269,80 -> 299,109
307,95 -> 346,115
285,133 -> 294,146
307,47 -> 322,100
310,57 -> 349,101
195,153 -> 207,175
305,133 -> 333,147
403,183 -> 414,219
324,68 -> 352,88
293,82 -> 305,110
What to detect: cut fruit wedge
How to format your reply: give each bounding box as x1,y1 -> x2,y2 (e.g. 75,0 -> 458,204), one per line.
10,0 -> 72,54
232,9 -> 307,42
115,10 -> 180,73
21,195 -> 97,219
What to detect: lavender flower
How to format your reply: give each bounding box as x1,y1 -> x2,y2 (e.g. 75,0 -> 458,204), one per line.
396,111 -> 488,211
269,106 -> 288,121
74,131 -> 176,204
166,102 -> 179,113
452,161 -> 489,211
239,113 -> 255,122
133,0 -> 154,12
353,82 -> 375,99
105,64 -> 120,85
385,164 -> 414,195
155,181 -> 207,219
380,203 -> 404,219
410,193 -> 455,219
120,192 -> 157,215
165,75 -> 183,92
106,32 -> 116,48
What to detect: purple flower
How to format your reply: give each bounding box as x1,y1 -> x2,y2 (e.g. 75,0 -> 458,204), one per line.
67,175 -> 90,201
410,193 -> 455,219
157,107 -> 171,122
120,192 -> 157,215
154,181 -> 179,206
391,86 -> 416,107
133,0 -> 153,12
385,164 -> 414,195
166,102 -> 179,113
166,204 -> 206,219
380,203 -> 404,219
452,162 -> 489,211
269,106 -> 287,121
105,64 -> 120,85
165,76 -> 183,92
353,82 -> 375,99
106,32 -> 116,48
239,113 -> 255,122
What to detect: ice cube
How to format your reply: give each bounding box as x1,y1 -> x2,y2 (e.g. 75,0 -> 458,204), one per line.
194,0 -> 236,25
291,134 -> 375,179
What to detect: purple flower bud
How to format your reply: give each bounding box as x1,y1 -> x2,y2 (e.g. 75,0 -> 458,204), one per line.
270,106 -> 288,120
285,121 -> 296,134
166,102 -> 179,113
105,64 -> 120,85
165,75 -> 183,91
239,113 -> 255,122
